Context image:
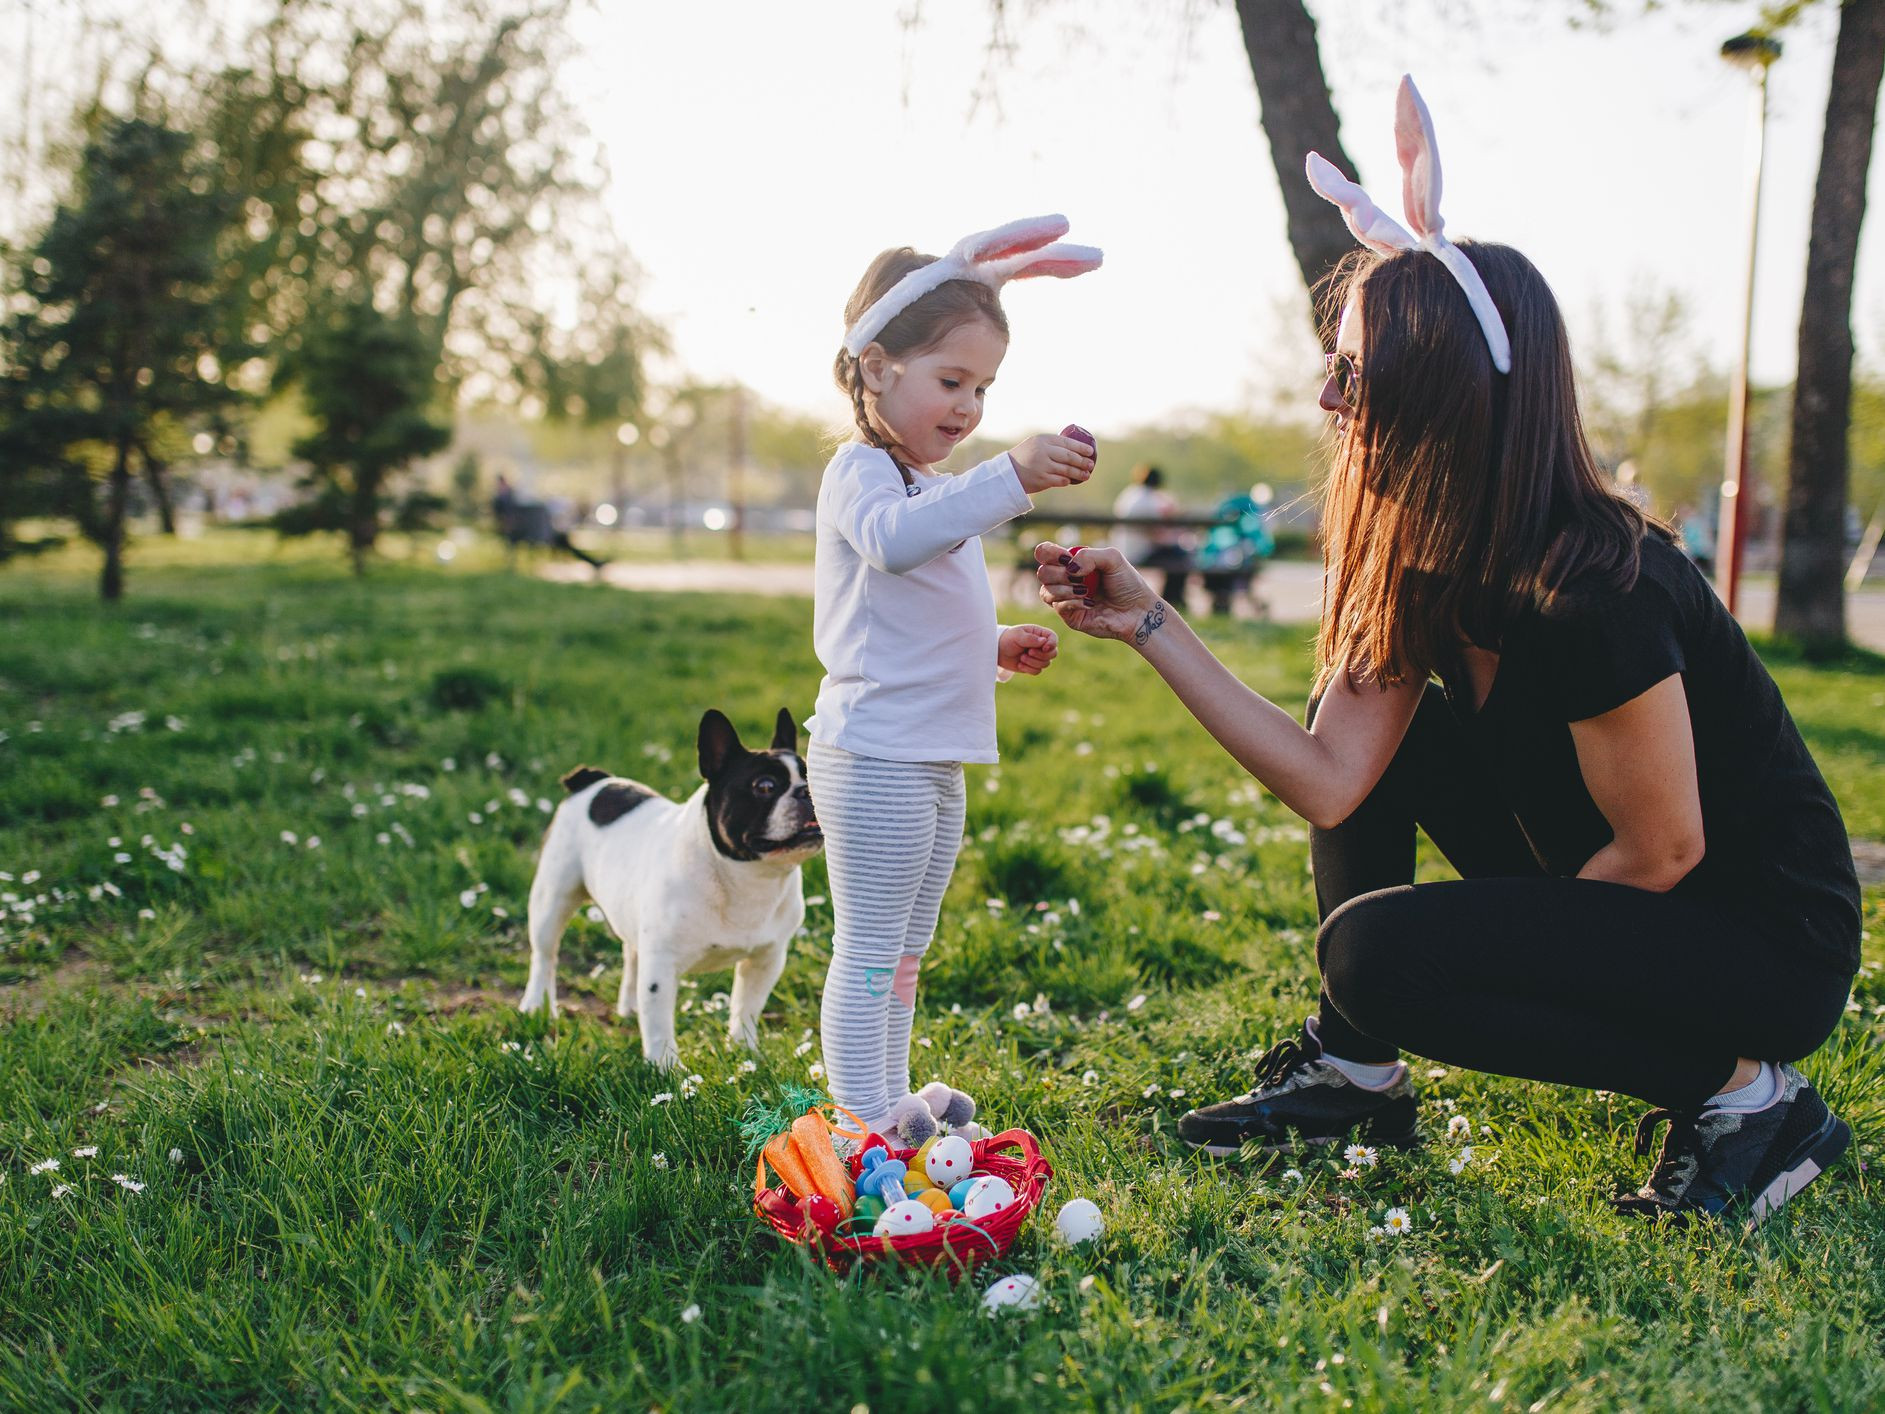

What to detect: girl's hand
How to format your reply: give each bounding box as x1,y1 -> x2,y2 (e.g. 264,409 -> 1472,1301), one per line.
1034,542 -> 1161,643
1009,434 -> 1096,495
998,623 -> 1059,676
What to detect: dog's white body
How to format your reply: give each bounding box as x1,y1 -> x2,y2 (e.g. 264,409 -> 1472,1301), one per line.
521,751 -> 817,1067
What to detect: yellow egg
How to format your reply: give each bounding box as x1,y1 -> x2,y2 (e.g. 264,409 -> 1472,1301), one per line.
917,1189 -> 954,1216
904,1169 -> 936,1195
913,1136 -> 939,1167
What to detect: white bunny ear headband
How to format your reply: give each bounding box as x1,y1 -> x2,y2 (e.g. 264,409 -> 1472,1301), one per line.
841,214 -> 1103,359
1305,76 -> 1512,375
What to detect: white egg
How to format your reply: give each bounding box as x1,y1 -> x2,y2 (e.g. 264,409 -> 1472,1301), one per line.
962,1174 -> 1017,1221
981,1272 -> 1043,1313
924,1134 -> 973,1186
872,1199 -> 935,1238
1054,1197 -> 1105,1245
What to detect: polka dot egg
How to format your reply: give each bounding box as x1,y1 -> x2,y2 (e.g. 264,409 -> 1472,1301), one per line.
924,1135 -> 973,1186
873,1199 -> 936,1238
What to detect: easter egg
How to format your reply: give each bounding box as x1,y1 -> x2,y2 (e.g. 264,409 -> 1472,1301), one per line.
853,1193 -> 887,1227
802,1194 -> 845,1235
1054,1197 -> 1104,1245
913,1135 -> 939,1166
904,1168 -> 936,1195
1061,424 -> 1097,455
981,1273 -> 1043,1313
916,1188 -> 953,1217
925,1135 -> 973,1186
962,1174 -> 1017,1221
948,1178 -> 977,1210
873,1198 -> 936,1238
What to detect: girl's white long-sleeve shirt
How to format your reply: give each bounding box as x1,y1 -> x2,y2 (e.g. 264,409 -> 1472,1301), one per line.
807,442 -> 1032,764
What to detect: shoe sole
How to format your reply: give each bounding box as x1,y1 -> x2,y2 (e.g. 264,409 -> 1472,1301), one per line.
1183,1126 -> 1422,1160
1746,1114 -> 1851,1229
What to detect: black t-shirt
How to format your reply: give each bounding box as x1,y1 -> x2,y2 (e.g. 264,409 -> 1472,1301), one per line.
1442,535 -> 1861,976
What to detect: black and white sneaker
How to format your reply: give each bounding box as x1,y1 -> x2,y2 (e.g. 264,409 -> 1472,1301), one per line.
1611,1064 -> 1851,1229
1176,1022 -> 1420,1157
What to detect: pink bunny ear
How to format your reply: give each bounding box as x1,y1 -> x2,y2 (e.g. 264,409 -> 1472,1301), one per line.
959,214 -> 1071,266
1394,75 -> 1444,242
994,243 -> 1104,282
1305,152 -> 1414,256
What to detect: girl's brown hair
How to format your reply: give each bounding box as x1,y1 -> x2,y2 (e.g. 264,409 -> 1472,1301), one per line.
1314,240 -> 1662,691
833,248 -> 1009,453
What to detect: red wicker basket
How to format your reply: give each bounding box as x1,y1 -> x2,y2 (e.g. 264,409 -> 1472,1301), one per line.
754,1128 -> 1053,1277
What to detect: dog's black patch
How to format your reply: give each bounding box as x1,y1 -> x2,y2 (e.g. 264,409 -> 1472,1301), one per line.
648,982 -> 658,993
560,765 -> 611,793
589,781 -> 655,826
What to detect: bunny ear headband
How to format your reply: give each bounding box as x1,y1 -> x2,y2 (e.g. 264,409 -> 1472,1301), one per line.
1305,76 -> 1512,374
842,214 -> 1103,359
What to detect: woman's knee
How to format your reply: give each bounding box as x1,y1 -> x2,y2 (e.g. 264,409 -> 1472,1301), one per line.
1317,889 -> 1423,1033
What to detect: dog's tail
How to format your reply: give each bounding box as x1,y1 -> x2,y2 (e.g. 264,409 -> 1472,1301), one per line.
560,765 -> 610,793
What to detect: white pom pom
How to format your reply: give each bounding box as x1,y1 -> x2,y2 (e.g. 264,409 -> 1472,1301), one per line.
1054,1197 -> 1105,1245
981,1273 -> 1043,1313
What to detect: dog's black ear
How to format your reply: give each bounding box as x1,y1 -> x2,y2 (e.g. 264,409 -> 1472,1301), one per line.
772,708 -> 798,753
698,709 -> 743,779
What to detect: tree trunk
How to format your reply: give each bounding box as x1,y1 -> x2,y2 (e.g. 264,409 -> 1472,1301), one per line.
102,435 -> 131,601
142,446 -> 177,535
1232,0 -> 1362,347
348,470 -> 379,576
1775,0 -> 1885,651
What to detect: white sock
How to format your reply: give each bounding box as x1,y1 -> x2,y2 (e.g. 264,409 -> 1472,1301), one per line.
1305,1014 -> 1405,1090
1321,1051 -> 1407,1090
1705,1061 -> 1779,1113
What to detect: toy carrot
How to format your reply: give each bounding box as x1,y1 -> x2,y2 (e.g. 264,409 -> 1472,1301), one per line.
761,1130 -> 815,1201
790,1112 -> 855,1217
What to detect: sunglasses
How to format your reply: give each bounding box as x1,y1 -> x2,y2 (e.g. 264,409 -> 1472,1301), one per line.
1324,351 -> 1362,405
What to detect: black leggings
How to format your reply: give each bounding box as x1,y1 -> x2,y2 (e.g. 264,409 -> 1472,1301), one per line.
1309,684 -> 1852,1110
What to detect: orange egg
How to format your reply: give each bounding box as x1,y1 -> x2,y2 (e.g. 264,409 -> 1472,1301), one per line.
917,1188 -> 954,1216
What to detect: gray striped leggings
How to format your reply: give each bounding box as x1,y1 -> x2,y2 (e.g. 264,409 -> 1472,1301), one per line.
808,740 -> 967,1126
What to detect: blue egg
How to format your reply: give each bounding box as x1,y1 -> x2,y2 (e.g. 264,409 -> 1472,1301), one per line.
948,1178 -> 976,1210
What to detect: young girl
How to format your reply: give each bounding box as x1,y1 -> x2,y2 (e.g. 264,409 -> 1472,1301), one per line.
1038,80 -> 1859,1227
808,216 -> 1101,1145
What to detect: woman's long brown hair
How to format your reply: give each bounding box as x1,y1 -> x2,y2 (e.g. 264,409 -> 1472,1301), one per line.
1314,241 -> 1660,692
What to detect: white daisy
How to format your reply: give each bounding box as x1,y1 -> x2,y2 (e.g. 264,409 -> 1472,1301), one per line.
1282,1168 -> 1304,1184
51,1184 -> 74,1199
168,1149 -> 184,1165
680,1302 -> 701,1323
1447,1115 -> 1472,1140
650,1092 -> 674,1106
72,1146 -> 97,1158
111,1174 -> 145,1193
29,1158 -> 59,1175
1382,1207 -> 1412,1235
1081,1070 -> 1098,1086
1343,1143 -> 1379,1169
652,1153 -> 670,1170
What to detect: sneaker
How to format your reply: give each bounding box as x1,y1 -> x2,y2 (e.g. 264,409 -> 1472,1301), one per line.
1175,1023 -> 1419,1157
1611,1064 -> 1851,1229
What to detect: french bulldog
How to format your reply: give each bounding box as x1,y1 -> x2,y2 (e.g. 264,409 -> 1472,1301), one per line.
520,708 -> 822,1067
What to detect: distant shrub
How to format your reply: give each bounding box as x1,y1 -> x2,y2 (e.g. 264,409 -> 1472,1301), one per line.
428,666 -> 508,712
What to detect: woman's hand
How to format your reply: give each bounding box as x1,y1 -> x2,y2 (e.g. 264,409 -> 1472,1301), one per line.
998,623 -> 1058,676
1033,541 -> 1162,643
1009,435 -> 1096,495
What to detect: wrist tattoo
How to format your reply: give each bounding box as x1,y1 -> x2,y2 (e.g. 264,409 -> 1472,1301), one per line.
1132,601 -> 1168,647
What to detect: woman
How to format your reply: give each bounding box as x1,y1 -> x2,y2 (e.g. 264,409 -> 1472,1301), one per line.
1036,232 -> 1860,1228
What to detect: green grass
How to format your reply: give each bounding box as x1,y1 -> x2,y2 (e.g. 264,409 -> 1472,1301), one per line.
2,546 -> 1883,1412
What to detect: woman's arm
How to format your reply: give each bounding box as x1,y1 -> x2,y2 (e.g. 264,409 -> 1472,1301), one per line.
1034,542 -> 1420,828
1568,673 -> 1705,892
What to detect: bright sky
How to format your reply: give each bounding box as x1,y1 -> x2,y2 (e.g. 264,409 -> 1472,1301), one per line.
570,0 -> 1885,442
